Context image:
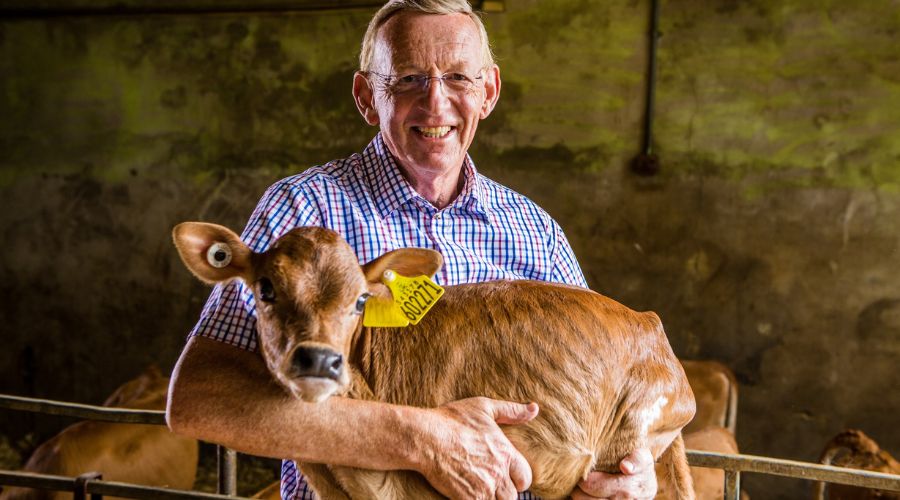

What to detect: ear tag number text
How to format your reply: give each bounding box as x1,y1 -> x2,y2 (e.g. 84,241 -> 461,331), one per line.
363,270 -> 444,328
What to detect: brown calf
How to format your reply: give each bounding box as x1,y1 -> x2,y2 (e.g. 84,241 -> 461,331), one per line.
173,222 -> 697,500
0,366 -> 198,500
681,360 -> 738,435
813,429 -> 900,500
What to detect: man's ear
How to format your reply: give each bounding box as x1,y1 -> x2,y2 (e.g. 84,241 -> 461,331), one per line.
362,248 -> 443,283
480,64 -> 501,119
353,71 -> 380,126
172,222 -> 253,284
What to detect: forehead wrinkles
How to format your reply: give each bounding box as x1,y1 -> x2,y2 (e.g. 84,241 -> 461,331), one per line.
376,13 -> 482,73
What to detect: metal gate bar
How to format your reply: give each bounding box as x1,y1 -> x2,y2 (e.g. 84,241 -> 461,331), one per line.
688,450 -> 900,498
0,394 -> 238,495
0,470 -> 245,499
0,394 -> 165,424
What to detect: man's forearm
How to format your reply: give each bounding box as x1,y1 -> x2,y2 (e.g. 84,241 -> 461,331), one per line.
167,336 -> 425,471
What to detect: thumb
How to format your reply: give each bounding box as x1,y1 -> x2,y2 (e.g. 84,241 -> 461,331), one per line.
490,400 -> 539,425
620,447 -> 654,475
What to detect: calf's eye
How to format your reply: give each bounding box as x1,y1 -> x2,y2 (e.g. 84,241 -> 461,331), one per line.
258,278 -> 276,303
354,293 -> 370,315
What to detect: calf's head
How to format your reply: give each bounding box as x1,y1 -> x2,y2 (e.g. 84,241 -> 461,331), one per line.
173,222 -> 442,403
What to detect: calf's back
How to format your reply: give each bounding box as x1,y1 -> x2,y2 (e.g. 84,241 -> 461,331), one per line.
347,280 -> 696,499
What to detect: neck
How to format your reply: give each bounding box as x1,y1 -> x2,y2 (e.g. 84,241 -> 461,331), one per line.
399,163 -> 466,210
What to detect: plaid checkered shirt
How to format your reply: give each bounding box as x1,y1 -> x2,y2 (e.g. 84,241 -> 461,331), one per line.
190,133 -> 587,499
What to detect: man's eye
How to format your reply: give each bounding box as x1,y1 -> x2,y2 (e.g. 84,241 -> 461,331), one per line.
446,73 -> 468,82
397,74 -> 419,84
258,278 -> 276,303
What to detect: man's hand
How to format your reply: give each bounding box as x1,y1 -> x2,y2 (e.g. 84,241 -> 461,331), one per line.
418,397 -> 538,500
571,448 -> 657,500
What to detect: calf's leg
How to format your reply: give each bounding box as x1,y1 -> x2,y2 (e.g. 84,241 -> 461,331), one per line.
657,433 -> 695,500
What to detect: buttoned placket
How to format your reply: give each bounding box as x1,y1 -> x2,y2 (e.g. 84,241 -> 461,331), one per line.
425,207 -> 448,284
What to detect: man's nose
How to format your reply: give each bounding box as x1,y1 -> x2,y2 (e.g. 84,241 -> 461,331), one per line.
423,76 -> 452,108
421,76 -> 448,93
291,346 -> 343,381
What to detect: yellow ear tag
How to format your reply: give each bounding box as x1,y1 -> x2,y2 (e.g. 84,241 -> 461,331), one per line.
363,270 -> 444,328
362,295 -> 410,327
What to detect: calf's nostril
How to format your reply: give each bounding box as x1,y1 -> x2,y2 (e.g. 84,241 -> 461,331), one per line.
326,353 -> 343,378
293,349 -> 315,372
292,347 -> 343,381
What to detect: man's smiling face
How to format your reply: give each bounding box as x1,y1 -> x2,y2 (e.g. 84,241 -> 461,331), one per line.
358,12 -> 499,178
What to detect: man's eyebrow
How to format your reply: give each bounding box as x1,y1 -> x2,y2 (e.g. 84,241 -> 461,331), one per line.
388,63 -> 478,75
389,63 -> 422,74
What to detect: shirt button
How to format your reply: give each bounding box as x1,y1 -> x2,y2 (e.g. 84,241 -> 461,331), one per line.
434,212 -> 442,220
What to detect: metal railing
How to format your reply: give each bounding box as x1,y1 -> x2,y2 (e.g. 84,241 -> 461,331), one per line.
0,470 -> 246,500
688,450 -> 900,499
1,394 -> 244,499
4,393 -> 900,499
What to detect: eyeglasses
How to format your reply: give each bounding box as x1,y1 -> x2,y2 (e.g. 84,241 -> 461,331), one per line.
366,71 -> 484,96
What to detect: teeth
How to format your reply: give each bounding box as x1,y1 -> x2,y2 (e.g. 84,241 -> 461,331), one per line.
417,126 -> 451,138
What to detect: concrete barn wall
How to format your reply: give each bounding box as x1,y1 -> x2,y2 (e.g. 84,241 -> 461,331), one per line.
1,1 -> 898,497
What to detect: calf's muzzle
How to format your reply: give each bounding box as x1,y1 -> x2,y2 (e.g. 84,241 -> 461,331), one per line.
292,346 -> 344,381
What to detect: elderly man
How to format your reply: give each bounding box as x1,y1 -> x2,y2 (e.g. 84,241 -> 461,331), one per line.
167,1 -> 657,499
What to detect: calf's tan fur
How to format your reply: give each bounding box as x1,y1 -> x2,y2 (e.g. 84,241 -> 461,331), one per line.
681,360 -> 738,435
173,222 -> 697,499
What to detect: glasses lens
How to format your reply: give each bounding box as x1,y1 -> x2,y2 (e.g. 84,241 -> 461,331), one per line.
393,74 -> 422,93
441,73 -> 475,92
381,72 -> 480,95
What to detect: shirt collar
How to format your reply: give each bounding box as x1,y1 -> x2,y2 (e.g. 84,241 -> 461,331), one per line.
365,133 -> 418,218
455,155 -> 489,218
363,133 -> 489,219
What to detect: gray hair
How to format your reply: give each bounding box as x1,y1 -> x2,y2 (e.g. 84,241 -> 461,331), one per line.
359,0 -> 495,72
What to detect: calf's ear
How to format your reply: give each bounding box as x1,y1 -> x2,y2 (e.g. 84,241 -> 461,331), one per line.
172,222 -> 253,284
362,248 -> 443,283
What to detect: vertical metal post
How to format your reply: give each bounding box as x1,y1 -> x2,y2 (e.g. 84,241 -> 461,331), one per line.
725,469 -> 741,500
73,472 -> 103,500
631,0 -> 663,175
643,0 -> 661,157
217,445 -> 238,496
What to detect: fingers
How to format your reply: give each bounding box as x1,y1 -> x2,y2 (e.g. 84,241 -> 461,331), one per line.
484,398 -> 536,491
619,448 -> 654,475
577,448 -> 657,499
569,485 -> 603,500
488,399 -> 539,425
578,470 -> 631,498
494,477 -> 518,500
507,445 -> 533,492
424,398 -> 536,499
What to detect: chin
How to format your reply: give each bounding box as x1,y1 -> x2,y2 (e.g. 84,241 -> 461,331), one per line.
413,152 -> 464,172
290,378 -> 341,403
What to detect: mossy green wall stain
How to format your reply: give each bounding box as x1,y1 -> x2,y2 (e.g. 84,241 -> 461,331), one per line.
481,0 -> 646,154
654,0 -> 900,190
0,12 -> 373,187
6,1 -> 895,187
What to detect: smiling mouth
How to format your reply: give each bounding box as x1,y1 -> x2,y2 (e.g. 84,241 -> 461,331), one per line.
414,126 -> 453,138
